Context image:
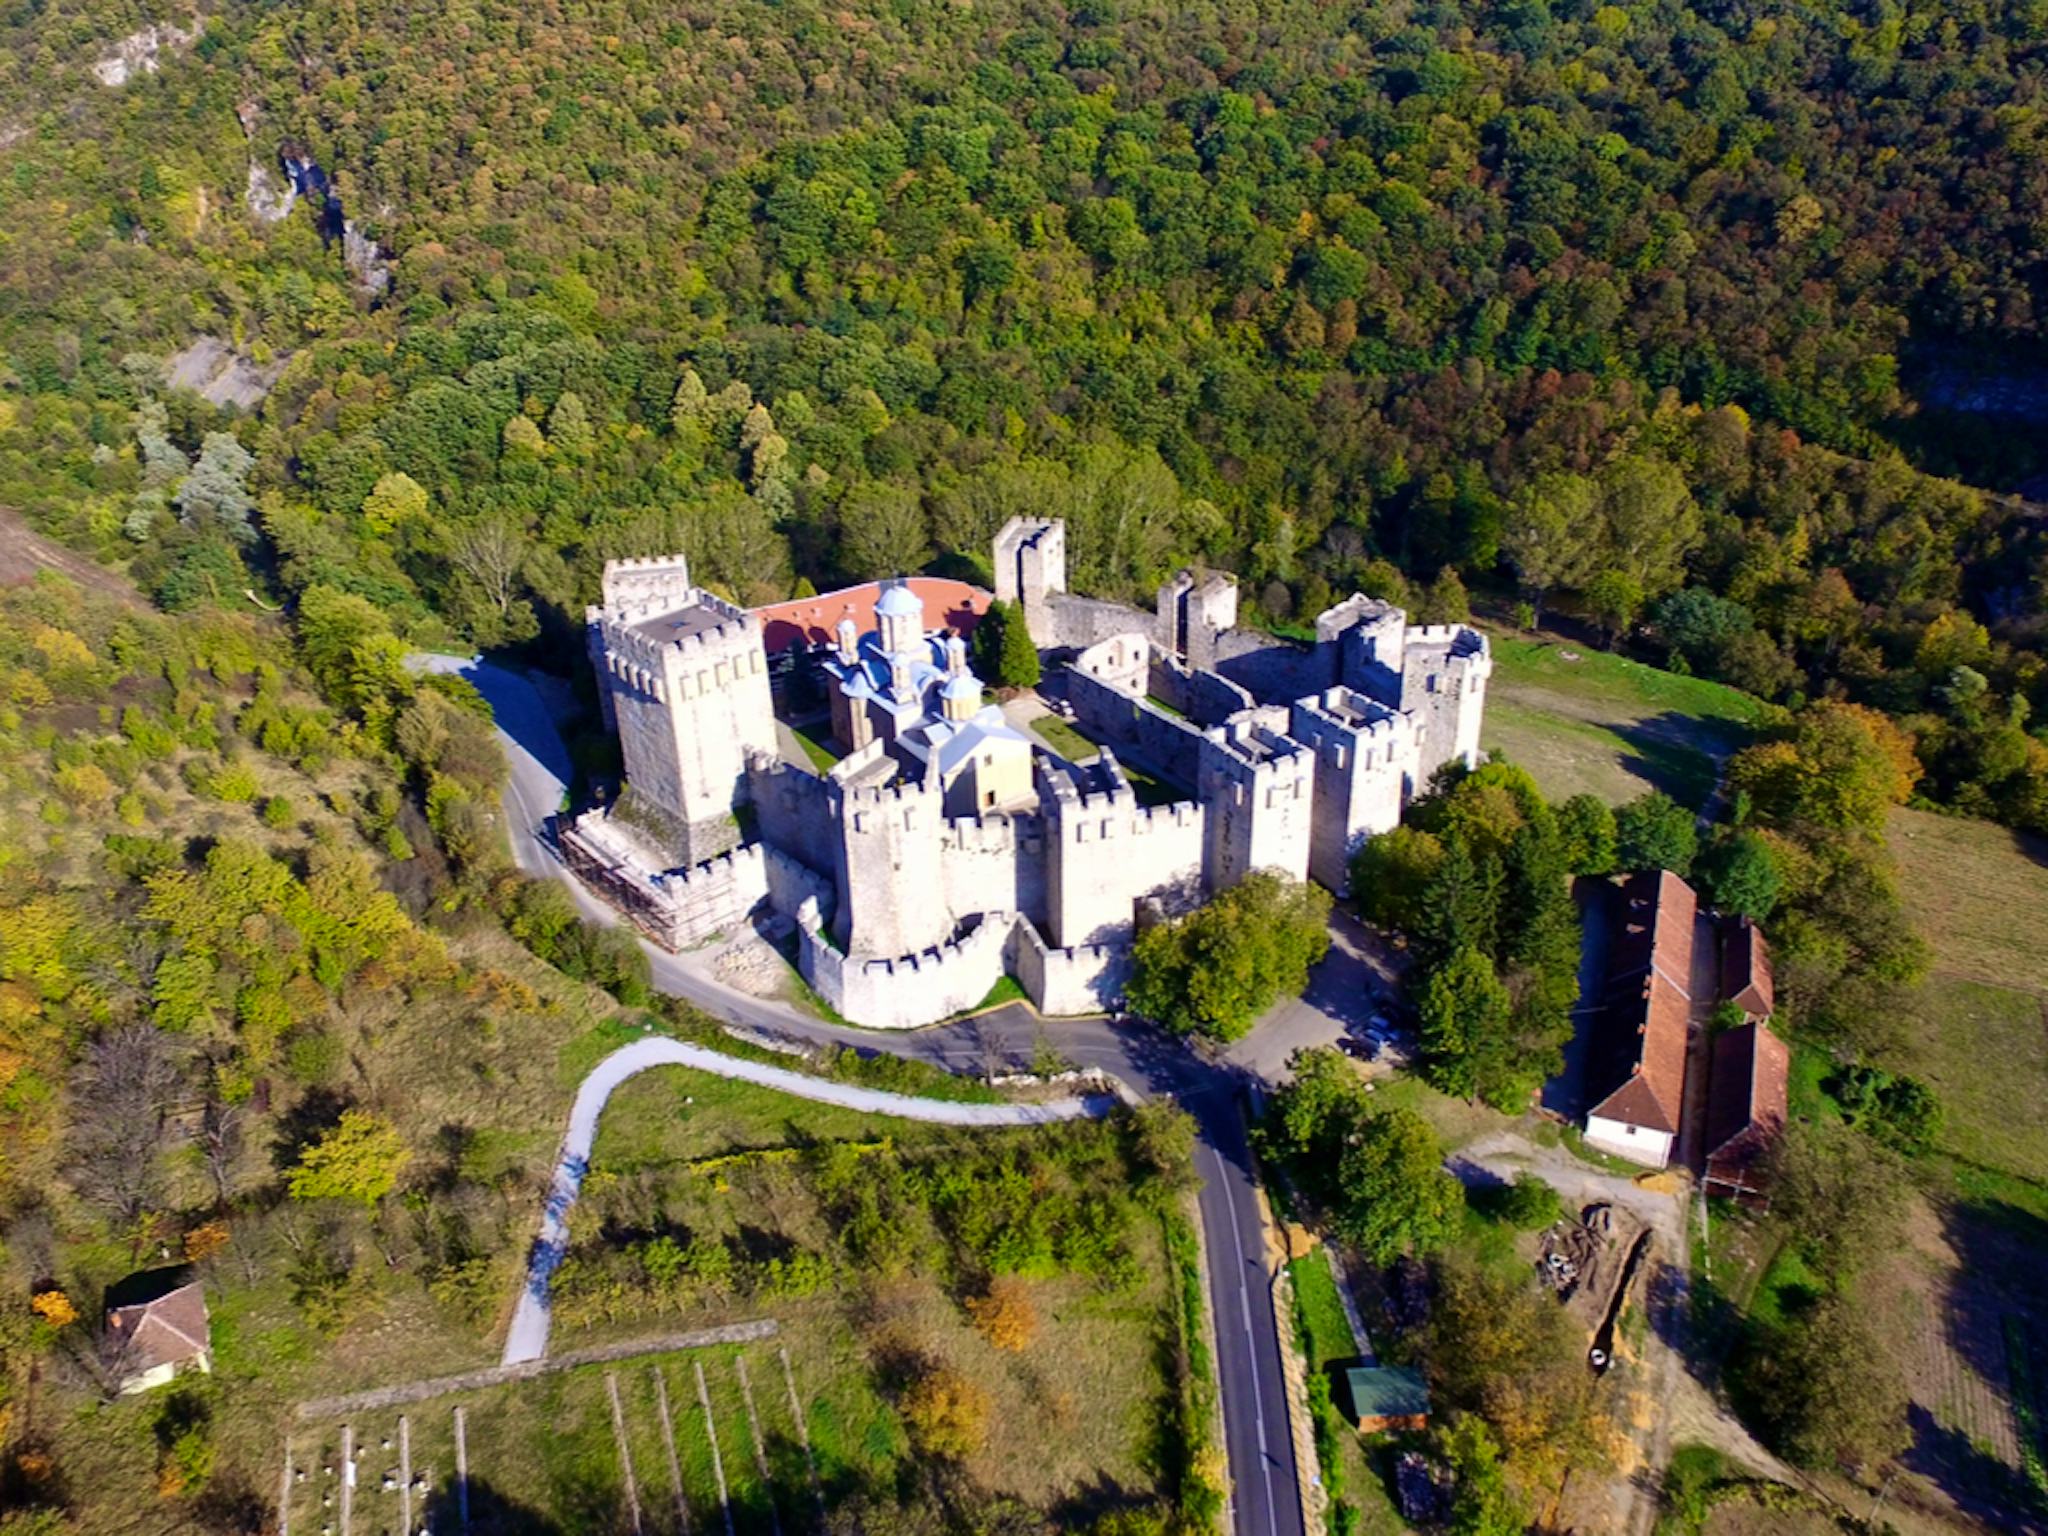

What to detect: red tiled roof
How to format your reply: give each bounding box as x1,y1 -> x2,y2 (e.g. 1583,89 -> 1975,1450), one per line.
1590,870 -> 1698,1135
1704,1023 -> 1791,1193
1720,917 -> 1774,1018
751,579 -> 992,653
107,1281 -> 209,1374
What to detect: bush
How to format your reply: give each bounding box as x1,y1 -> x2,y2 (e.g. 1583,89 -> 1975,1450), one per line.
966,1277 -> 1038,1351
900,1364 -> 991,1460
1473,1173 -> 1563,1231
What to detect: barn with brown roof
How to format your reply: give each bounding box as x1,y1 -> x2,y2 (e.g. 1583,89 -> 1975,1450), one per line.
1584,869 -> 1698,1169
1703,1023 -> 1791,1202
1720,916 -> 1774,1021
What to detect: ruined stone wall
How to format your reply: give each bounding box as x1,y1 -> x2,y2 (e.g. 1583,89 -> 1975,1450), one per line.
1072,631 -> 1151,695
1042,592 -> 1160,654
1146,653 -> 1253,728
1210,627 -> 1334,705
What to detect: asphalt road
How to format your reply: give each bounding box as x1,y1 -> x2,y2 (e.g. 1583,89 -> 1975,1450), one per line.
421,655 -> 1308,1536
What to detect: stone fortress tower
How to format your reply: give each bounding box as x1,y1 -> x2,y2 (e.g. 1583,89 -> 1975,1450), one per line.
565,522 -> 1490,1028
583,554 -> 778,865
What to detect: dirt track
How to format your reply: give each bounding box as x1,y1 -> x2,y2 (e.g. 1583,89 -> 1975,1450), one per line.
0,508 -> 140,602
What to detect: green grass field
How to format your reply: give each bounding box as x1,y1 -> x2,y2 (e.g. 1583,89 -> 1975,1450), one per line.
591,1063 -> 909,1171
1884,806 -> 2048,1196
1890,806 -> 2048,996
1289,1248 -> 1360,1371
791,720 -> 843,773
1480,631 -> 1763,808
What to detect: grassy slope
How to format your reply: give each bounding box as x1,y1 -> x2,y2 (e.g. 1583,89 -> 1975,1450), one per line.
1886,807 -> 2048,1198
1479,631 -> 1763,808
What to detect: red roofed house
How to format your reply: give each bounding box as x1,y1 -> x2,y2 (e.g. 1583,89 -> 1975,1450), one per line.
105,1280 -> 211,1395
750,578 -> 991,655
1703,1022 -> 1791,1202
1720,916 -> 1774,1022
1585,870 -> 1697,1169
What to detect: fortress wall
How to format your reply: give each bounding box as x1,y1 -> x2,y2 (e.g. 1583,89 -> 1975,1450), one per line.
940,812 -> 1049,931
834,777 -> 952,958
559,815 -> 767,950
1128,799 -> 1207,913
797,902 -> 1012,1029
1065,666 -> 1206,789
1288,692 -> 1415,894
764,844 -> 836,926
747,755 -> 837,879
1210,628 -> 1334,704
1044,592 -> 1160,653
1012,919 -> 1131,1017
1147,653 -> 1253,728
1399,626 -> 1493,786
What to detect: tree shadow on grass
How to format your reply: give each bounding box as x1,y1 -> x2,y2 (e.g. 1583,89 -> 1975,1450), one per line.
1900,1403 -> 2048,1535
421,1476 -> 569,1536
1611,710 -> 1744,809
1936,1196 -> 2048,1434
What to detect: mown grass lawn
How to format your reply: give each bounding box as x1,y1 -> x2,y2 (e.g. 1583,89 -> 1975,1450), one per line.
1479,630 -> 1763,808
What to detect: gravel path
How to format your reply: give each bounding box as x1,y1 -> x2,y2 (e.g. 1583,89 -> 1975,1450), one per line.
502,1037 -> 1117,1365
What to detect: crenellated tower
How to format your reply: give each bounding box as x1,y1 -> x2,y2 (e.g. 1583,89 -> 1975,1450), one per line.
587,555 -> 778,866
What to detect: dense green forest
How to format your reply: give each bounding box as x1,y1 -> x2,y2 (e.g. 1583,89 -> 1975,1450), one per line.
3,0 -> 2048,827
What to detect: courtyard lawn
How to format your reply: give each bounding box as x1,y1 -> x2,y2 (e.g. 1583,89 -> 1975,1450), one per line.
792,720 -> 843,773
1479,631 -> 1763,809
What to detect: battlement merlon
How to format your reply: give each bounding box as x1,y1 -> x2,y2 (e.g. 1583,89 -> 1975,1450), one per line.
1039,751 -> 1137,819
599,553 -> 694,613
1404,623 -> 1492,664
592,591 -> 766,692
1291,687 -> 1414,747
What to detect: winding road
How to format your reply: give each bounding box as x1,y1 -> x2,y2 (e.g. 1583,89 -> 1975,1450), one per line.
500,1036 -> 1121,1365
420,655 -> 1310,1536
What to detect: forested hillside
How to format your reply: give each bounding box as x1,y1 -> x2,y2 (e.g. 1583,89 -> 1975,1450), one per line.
2,0 -> 2046,832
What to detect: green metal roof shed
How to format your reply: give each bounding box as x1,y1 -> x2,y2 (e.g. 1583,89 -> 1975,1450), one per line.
1341,1365 -> 1431,1430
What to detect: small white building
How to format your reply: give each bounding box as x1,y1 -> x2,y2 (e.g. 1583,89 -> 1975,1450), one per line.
106,1280 -> 211,1395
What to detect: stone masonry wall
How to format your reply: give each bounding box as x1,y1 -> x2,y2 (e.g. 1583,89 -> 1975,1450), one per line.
1211,627 -> 1334,704
797,901 -> 1011,1029
941,812 -> 1049,932
1064,665 -> 1207,789
1011,919 -> 1132,1016
1146,652 -> 1253,727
